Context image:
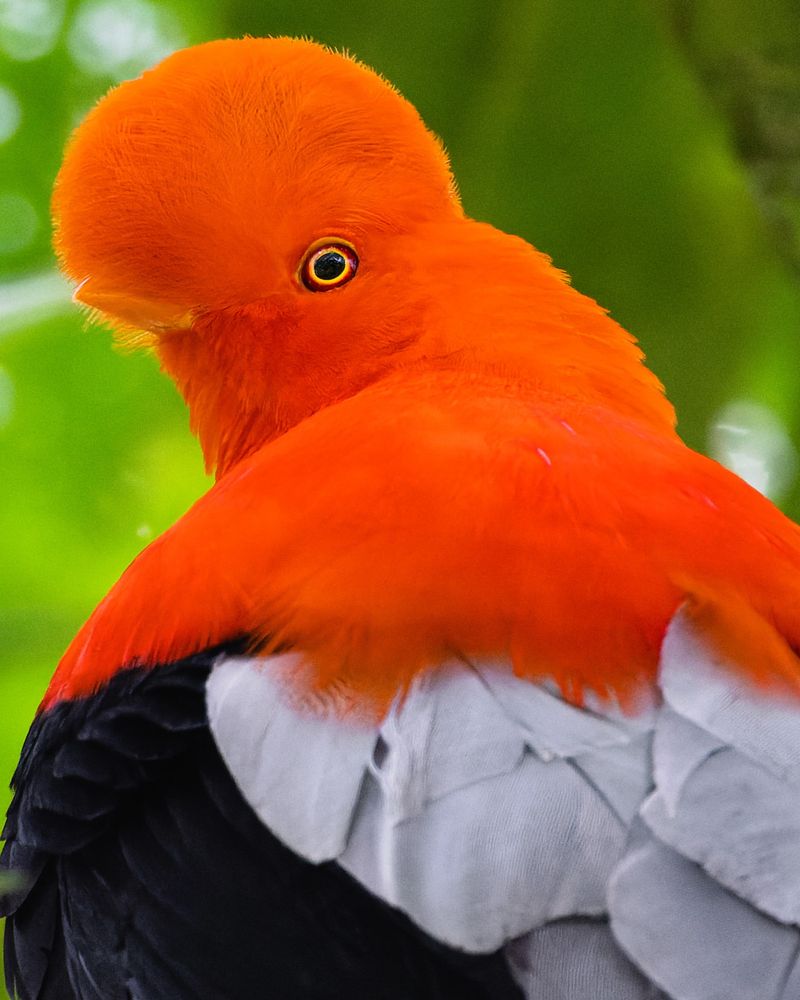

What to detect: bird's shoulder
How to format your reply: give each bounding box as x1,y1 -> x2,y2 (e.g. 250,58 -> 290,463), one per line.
42,372 -> 675,708
44,368 -> 800,713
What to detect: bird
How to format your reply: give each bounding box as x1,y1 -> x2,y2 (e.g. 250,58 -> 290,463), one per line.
4,34 -> 800,1000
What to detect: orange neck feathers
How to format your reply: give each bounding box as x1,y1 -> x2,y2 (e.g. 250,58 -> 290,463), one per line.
155,221 -> 676,477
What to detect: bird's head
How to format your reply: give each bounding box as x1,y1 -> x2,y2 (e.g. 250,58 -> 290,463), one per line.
54,37 -> 674,477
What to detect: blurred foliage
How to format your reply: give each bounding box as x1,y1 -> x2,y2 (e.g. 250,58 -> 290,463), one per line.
1,0 -> 800,989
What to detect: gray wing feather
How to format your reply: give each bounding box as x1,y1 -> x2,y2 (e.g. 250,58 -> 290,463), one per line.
609,824 -> 800,1000
608,608 -> 800,999
641,735 -> 800,923
207,608 -> 800,999
659,610 -> 800,779
206,655 -> 376,860
340,733 -> 625,950
506,919 -> 664,1000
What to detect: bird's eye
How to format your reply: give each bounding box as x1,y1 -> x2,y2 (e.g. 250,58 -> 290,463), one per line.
300,241 -> 359,292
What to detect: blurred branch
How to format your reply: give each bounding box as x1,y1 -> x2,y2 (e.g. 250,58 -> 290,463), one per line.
667,0 -> 800,276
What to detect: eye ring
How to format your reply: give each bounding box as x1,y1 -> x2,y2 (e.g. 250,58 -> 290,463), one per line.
300,240 -> 359,292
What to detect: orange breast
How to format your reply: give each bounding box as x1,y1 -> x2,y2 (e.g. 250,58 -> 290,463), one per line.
44,369 -> 800,714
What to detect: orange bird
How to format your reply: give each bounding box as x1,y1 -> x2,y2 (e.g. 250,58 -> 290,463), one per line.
3,36 -> 800,1000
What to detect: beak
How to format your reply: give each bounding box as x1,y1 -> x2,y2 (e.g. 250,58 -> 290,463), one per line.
73,277 -> 195,332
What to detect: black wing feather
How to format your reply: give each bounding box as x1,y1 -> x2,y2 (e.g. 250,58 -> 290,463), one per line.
2,648 -> 523,999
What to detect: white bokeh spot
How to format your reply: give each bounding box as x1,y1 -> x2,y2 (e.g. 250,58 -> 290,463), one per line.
709,399 -> 799,501
67,0 -> 186,80
0,85 -> 22,143
0,0 -> 66,61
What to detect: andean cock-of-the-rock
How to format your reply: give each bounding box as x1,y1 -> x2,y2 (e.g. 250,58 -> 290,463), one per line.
3,35 -> 800,1000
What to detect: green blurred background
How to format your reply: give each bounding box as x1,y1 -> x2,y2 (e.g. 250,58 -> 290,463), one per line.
1,0 -> 799,984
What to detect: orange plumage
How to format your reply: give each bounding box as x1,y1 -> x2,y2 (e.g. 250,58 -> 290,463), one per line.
45,37 -> 800,714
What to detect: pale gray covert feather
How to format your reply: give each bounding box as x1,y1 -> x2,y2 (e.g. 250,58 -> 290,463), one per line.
206,608 -> 800,1000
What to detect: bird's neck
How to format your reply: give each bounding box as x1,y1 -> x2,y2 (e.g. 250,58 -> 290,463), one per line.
410,220 -> 677,437
157,220 -> 676,479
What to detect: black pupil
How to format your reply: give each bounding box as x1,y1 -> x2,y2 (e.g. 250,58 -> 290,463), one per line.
313,251 -> 347,281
